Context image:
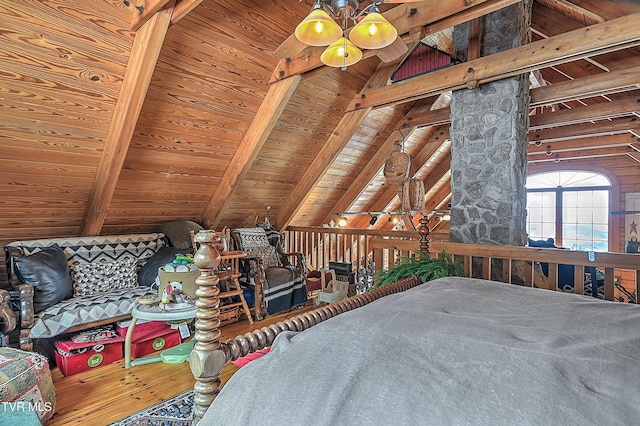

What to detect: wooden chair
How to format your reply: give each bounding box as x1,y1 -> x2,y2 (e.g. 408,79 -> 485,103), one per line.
190,229 -> 253,325
230,226 -> 307,319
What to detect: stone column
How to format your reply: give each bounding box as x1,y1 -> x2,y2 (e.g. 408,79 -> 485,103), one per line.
449,1 -> 532,247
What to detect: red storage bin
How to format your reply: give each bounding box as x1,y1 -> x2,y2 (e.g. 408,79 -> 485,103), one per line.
54,335 -> 124,376
130,324 -> 181,358
115,319 -> 168,338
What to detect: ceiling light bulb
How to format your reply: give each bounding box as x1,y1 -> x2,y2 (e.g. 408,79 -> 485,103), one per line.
349,10 -> 397,50
295,7 -> 343,46
338,216 -> 348,227
321,36 -> 363,69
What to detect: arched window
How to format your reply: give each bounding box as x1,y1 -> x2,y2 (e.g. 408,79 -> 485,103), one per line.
526,171 -> 611,251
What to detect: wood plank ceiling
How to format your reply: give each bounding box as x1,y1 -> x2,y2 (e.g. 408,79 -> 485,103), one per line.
1,0 -> 640,248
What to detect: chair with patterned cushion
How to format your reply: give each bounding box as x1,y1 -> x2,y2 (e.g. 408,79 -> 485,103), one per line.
230,226 -> 307,320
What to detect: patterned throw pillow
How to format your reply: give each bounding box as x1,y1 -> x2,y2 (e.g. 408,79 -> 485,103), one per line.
234,228 -> 282,268
246,245 -> 281,268
71,258 -> 138,297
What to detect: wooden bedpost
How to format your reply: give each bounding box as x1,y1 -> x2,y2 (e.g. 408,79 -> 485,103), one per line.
190,230 -> 225,424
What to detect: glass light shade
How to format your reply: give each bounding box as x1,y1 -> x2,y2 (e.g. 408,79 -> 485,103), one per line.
320,37 -> 363,68
349,12 -> 397,50
295,9 -> 342,46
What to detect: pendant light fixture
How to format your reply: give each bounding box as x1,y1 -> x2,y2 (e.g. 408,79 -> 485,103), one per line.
295,2 -> 342,46
293,0 -> 398,69
349,3 -> 397,50
320,36 -> 363,69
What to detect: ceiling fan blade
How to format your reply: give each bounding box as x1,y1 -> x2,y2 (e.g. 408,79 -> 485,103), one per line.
376,35 -> 409,62
610,211 -> 640,215
273,33 -> 308,59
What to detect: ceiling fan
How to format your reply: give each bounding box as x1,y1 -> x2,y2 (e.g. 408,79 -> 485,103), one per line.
275,0 -> 425,69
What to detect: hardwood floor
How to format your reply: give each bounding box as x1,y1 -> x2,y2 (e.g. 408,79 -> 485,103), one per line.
46,303 -> 316,425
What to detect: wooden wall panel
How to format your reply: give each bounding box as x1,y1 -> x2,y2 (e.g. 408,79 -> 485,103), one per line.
0,0 -> 133,285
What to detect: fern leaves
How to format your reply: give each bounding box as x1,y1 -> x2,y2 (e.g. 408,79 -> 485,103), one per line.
371,249 -> 464,289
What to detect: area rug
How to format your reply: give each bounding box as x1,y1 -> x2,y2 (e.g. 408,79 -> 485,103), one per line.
109,349 -> 270,425
108,389 -> 194,426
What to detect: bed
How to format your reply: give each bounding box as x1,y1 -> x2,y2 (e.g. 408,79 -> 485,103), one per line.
200,276 -> 640,425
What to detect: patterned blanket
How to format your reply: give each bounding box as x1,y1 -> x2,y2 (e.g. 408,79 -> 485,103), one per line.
263,267 -> 306,315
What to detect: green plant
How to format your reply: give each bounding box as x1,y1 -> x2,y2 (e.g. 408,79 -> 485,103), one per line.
371,249 -> 464,289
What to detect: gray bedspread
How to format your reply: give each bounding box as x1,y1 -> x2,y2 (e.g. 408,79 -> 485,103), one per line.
201,277 -> 640,426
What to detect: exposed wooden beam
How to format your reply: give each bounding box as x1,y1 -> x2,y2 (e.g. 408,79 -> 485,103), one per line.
275,61 -> 399,230
532,1 -> 612,73
529,118 -> 640,144
350,97 -> 636,227
171,0 -> 203,25
396,105 -> 452,129
414,175 -> 452,229
367,151 -> 452,230
132,0 -> 201,30
529,93 -> 640,130
80,1 -> 175,236
424,177 -> 452,211
389,66 -> 640,129
353,134 -> 451,229
270,0 -> 521,83
201,75 -> 302,229
131,0 -> 170,31
320,126 -> 414,226
467,17 -> 483,60
528,146 -> 632,163
530,65 -> 640,106
528,133 -> 639,154
320,98 -> 450,225
536,0 -> 606,25
345,13 -> 640,111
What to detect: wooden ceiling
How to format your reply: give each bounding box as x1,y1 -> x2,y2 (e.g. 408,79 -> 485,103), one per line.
2,0 -> 640,245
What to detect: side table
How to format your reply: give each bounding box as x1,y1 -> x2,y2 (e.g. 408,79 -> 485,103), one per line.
124,303 -> 196,369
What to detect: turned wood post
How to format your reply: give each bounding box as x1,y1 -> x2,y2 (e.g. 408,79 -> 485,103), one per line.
190,230 -> 226,424
419,215 -> 431,254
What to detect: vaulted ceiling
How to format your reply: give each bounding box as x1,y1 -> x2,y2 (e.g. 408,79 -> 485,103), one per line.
2,0 -> 640,244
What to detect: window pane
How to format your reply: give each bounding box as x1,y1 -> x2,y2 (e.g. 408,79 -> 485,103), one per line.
562,189 -> 609,252
527,192 -> 556,240
527,171 -> 611,189
528,172 -> 609,251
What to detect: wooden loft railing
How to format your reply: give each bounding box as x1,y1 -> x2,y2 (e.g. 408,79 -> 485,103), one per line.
282,226 -> 639,304
282,225 -> 449,275
429,241 -> 639,304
